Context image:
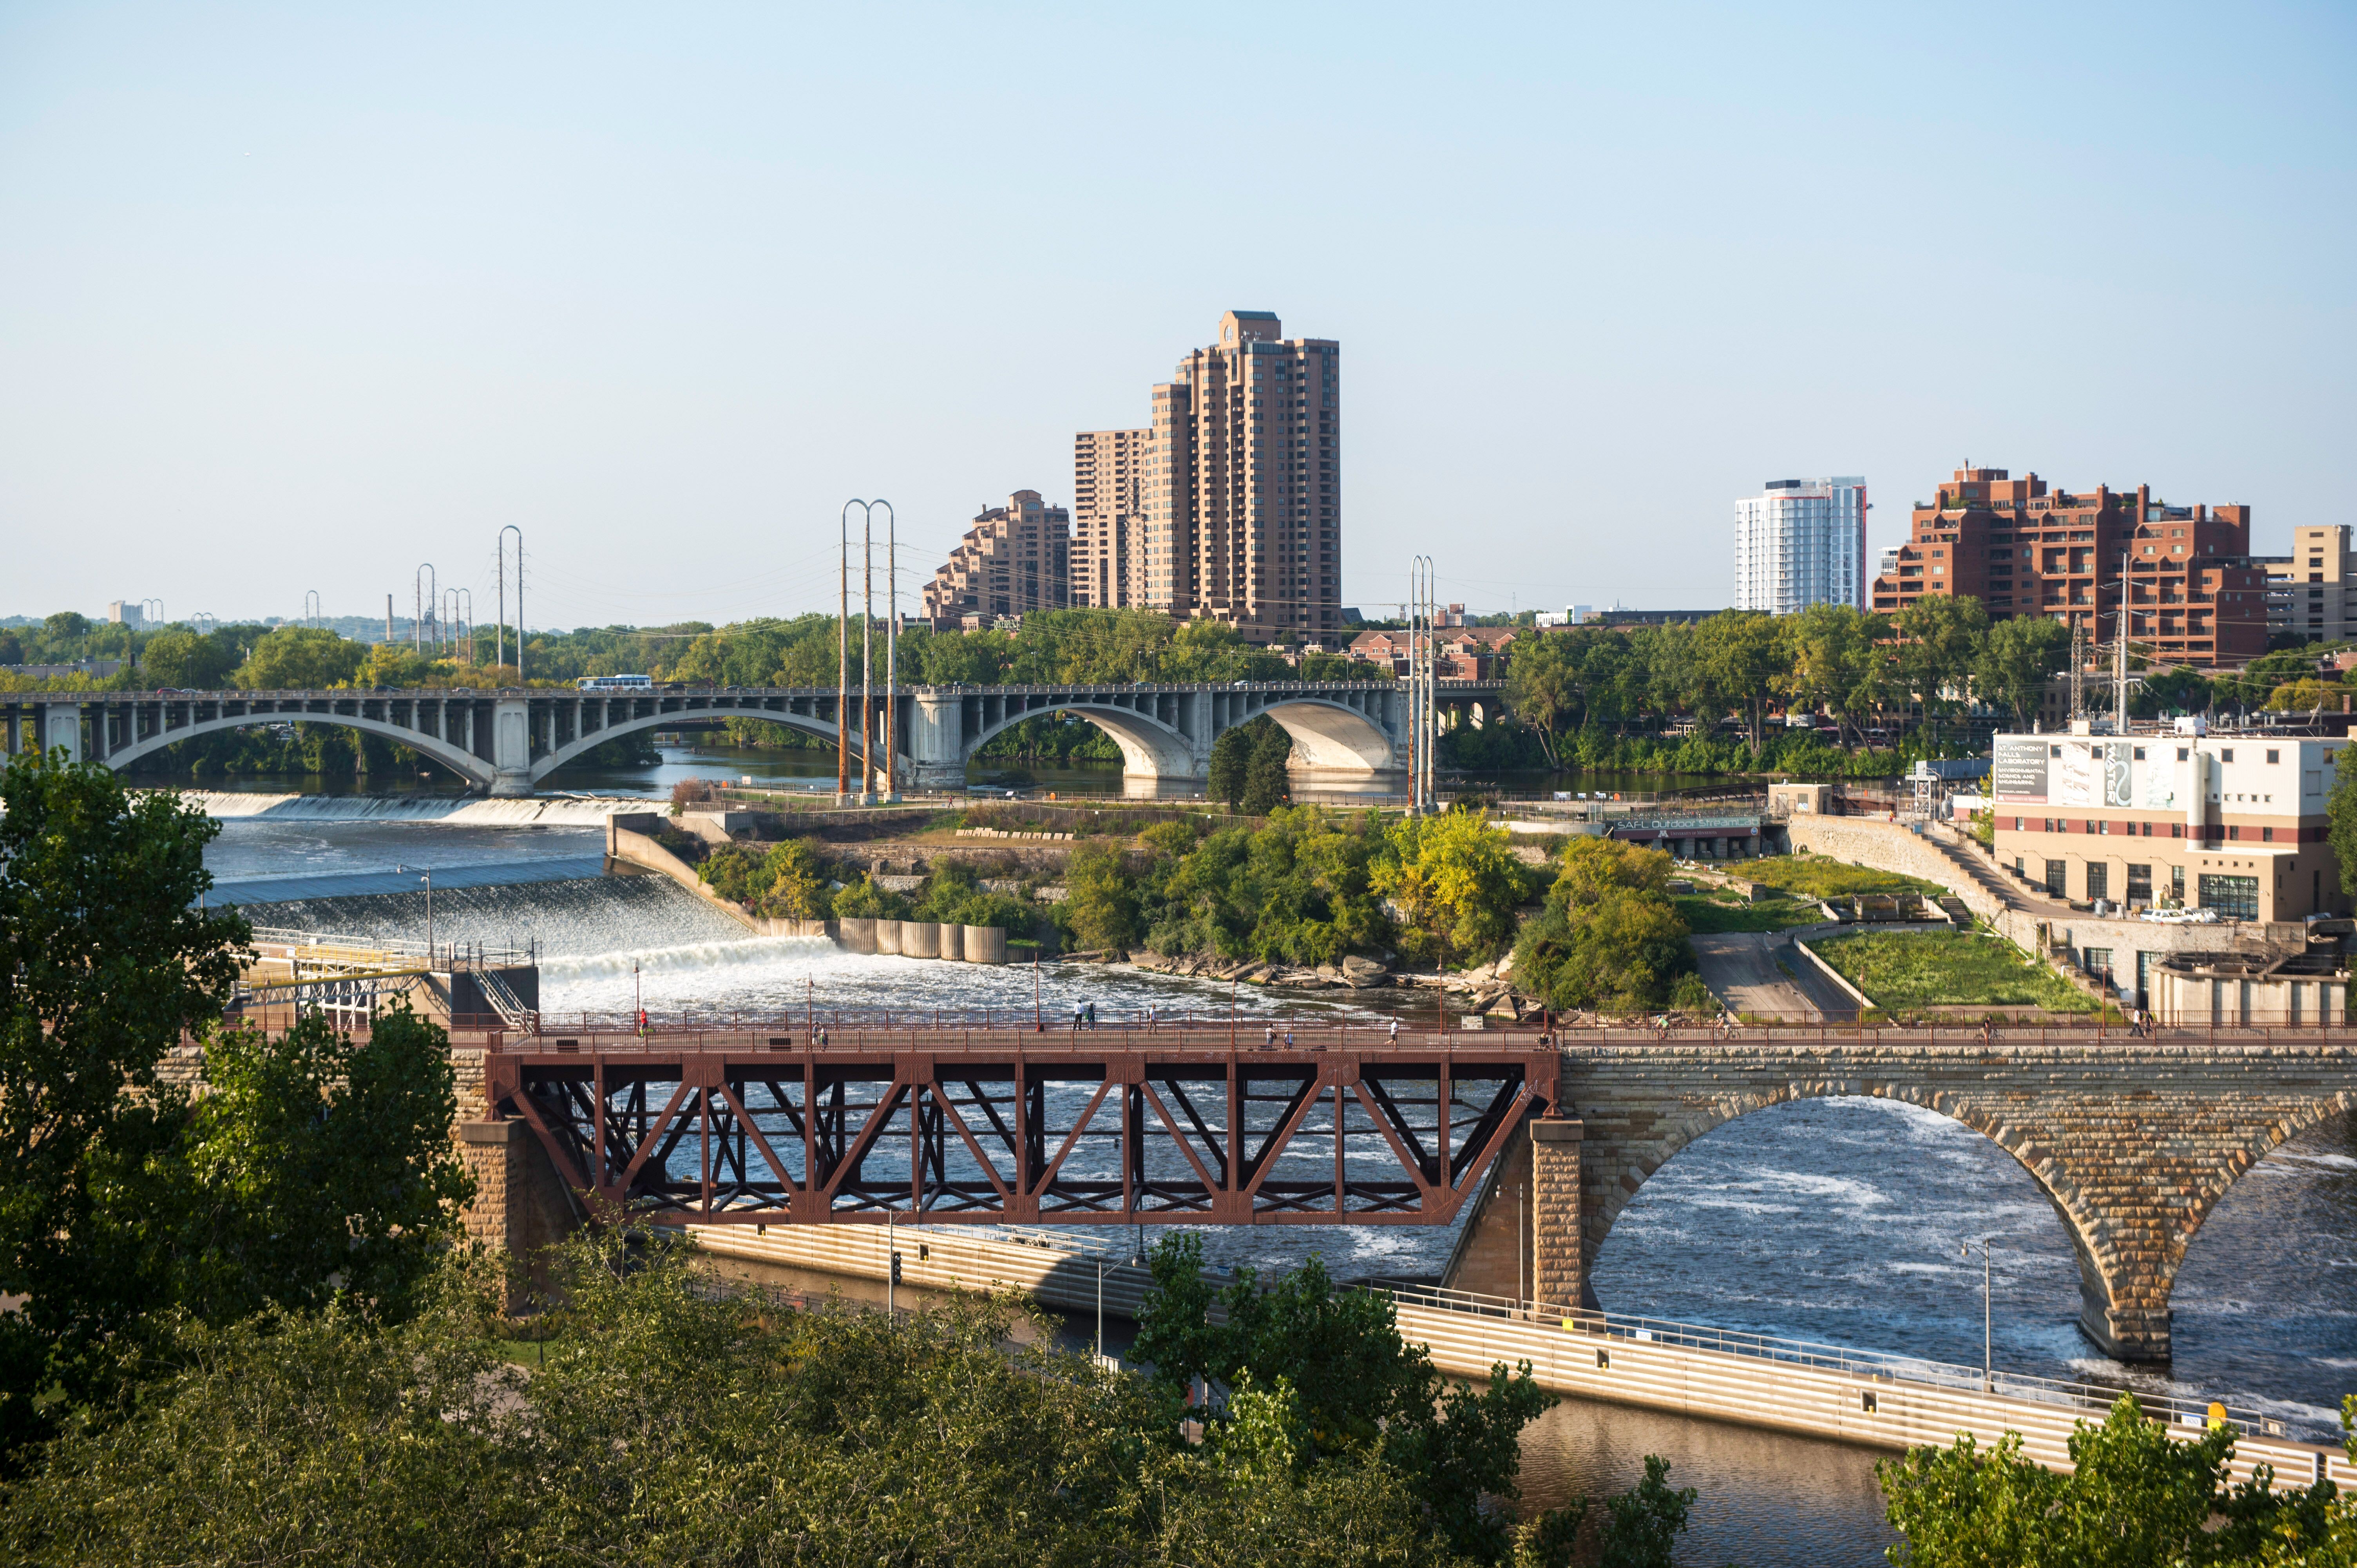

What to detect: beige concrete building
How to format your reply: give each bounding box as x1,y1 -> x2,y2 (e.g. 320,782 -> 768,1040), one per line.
1079,309 -> 1341,639
920,491 -> 1071,627
1073,429 -> 1150,609
2262,523 -> 2353,644
1989,727 -> 2351,931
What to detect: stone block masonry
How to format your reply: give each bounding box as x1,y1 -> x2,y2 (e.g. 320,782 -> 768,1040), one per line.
1444,1040 -> 2357,1360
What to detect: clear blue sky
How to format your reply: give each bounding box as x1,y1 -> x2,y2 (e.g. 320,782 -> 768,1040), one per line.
2,2 -> 2349,629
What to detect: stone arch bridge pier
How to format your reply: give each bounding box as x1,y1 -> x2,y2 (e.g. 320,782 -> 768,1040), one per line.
4,681 -> 1500,797
1444,1038 -> 2357,1364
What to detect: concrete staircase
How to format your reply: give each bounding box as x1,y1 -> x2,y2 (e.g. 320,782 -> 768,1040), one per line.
1922,825 -> 2034,916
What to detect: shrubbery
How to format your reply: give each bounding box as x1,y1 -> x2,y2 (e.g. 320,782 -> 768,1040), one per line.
1511,839 -> 1707,1015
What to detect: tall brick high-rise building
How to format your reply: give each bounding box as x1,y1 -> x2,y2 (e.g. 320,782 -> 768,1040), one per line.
920,491 -> 1070,626
1078,309 -> 1341,640
1072,429 -> 1150,609
1868,465 -> 2267,668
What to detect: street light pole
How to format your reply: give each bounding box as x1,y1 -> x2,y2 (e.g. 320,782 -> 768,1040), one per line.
1961,1236 -> 1995,1391
497,525 -> 524,679
418,870 -> 434,966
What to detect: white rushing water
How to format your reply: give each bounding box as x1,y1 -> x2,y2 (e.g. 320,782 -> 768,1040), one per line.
167,789 -> 659,826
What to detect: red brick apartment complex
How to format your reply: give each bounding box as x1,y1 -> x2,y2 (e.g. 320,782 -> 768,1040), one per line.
1870,466 -> 2267,668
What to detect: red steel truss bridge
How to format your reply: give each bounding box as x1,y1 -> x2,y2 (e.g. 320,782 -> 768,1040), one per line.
481,1026 -> 1559,1228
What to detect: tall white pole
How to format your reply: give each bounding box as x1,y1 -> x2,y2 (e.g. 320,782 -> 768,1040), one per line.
862,511 -> 875,804
882,500 -> 898,803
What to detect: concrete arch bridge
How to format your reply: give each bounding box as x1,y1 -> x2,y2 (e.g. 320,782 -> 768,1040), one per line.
2,681 -> 1503,798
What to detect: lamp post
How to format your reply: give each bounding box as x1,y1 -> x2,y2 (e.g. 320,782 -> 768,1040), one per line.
1961,1236 -> 1995,1392
418,870 -> 434,966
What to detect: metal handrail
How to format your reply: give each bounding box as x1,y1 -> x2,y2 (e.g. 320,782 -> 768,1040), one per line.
1356,1276 -> 2292,1436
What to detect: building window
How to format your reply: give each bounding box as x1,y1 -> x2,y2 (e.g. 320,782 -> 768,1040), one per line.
2222,749 -> 2235,763
2263,827 -> 2275,843
2127,864 -> 2152,903
2172,865 -> 2186,902
2171,823 -> 2183,838
2084,947 -> 2114,983
2199,874 -> 2259,921
2045,860 -> 2068,899
2268,749 -> 2280,764
2087,863 -> 2109,902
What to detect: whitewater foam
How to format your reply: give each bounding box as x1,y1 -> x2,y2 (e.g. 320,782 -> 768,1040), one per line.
156,790 -> 659,827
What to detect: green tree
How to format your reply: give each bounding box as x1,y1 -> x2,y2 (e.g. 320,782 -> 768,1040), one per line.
234,626 -> 368,689
1974,613 -> 2072,729
100,1004 -> 473,1328
1690,610 -> 1779,751
1878,1391 -> 2342,1567
1503,631 -> 1579,768
0,754 -> 247,1458
2133,664 -> 2214,718
1063,842 -> 1139,951
1511,839 -> 1696,1015
1208,717 -> 1265,809
1242,721 -> 1295,814
1133,1232 -> 1573,1564
1369,810 -> 1533,970
136,629 -> 234,690
1892,594 -> 1991,740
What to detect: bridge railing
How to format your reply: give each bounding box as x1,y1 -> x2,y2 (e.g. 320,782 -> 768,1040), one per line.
1354,1276 -> 2298,1438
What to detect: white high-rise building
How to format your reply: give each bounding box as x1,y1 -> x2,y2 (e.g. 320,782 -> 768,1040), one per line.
1733,477 -> 1868,613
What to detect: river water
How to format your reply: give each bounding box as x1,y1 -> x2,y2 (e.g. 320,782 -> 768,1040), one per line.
202,812 -> 2357,1565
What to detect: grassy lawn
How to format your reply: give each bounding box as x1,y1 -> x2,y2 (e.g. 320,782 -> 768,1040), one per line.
1808,930 -> 2095,1013
1671,892 -> 1824,934
1721,855 -> 1949,902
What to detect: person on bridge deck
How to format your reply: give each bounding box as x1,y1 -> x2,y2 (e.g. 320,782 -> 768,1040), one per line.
1284,1026 -> 1295,1049
1085,1001 -> 1097,1029
1071,1003 -> 1084,1034
1388,1017 -> 1400,1043
1264,1022 -> 1277,1049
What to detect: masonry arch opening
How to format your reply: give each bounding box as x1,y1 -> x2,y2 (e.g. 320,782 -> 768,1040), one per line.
2164,1102 -> 2357,1425
1586,1095 -> 2092,1375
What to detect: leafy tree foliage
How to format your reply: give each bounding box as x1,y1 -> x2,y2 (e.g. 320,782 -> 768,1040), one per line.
1974,614 -> 2073,728
1877,1391 -> 2349,1567
1510,839 -> 1697,1014
1131,1234 -> 1703,1566
96,1004 -> 474,1329
0,754 -> 246,1457
1139,807 -> 1396,966
232,625 -> 369,689
1208,715 -> 1270,808
1242,719 -> 1296,814
1370,809 -> 1536,969
1063,842 -> 1140,951
133,629 -> 234,690
4,1233 -> 1492,1566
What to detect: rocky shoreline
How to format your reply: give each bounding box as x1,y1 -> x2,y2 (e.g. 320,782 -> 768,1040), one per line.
1058,947 -> 1542,1022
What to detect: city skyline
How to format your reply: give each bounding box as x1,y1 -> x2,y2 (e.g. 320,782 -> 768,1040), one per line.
0,5 -> 2348,628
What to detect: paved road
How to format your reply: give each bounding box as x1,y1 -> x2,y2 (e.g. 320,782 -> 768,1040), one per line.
1691,931 -> 1858,1022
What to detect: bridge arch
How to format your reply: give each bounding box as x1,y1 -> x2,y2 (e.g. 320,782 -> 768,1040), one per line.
1584,1082 -> 2127,1346
1255,698 -> 1399,775
532,707 -> 843,785
106,711 -> 498,791
964,702 -> 1197,781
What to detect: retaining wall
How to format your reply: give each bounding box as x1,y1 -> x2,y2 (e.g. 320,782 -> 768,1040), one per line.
684,1222 -> 2348,1491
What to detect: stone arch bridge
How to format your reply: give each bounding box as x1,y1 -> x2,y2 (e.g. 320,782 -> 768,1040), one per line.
2,680 -> 1503,798
1444,1037 -> 2357,1362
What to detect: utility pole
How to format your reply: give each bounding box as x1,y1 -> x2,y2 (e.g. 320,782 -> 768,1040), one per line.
861,507 -> 874,805
385,594 -> 394,643
882,500 -> 898,803
2069,618 -> 2084,720
2115,553 -> 2130,734
498,525 -> 524,680
837,503 -> 858,805
415,564 -> 436,655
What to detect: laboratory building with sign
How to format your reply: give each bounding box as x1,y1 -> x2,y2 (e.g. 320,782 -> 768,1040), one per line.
1989,730 -> 2350,924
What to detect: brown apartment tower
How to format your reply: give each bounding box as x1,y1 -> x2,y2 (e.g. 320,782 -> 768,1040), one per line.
1869,465 -> 2268,669
1074,310 -> 1341,640
920,491 -> 1071,626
